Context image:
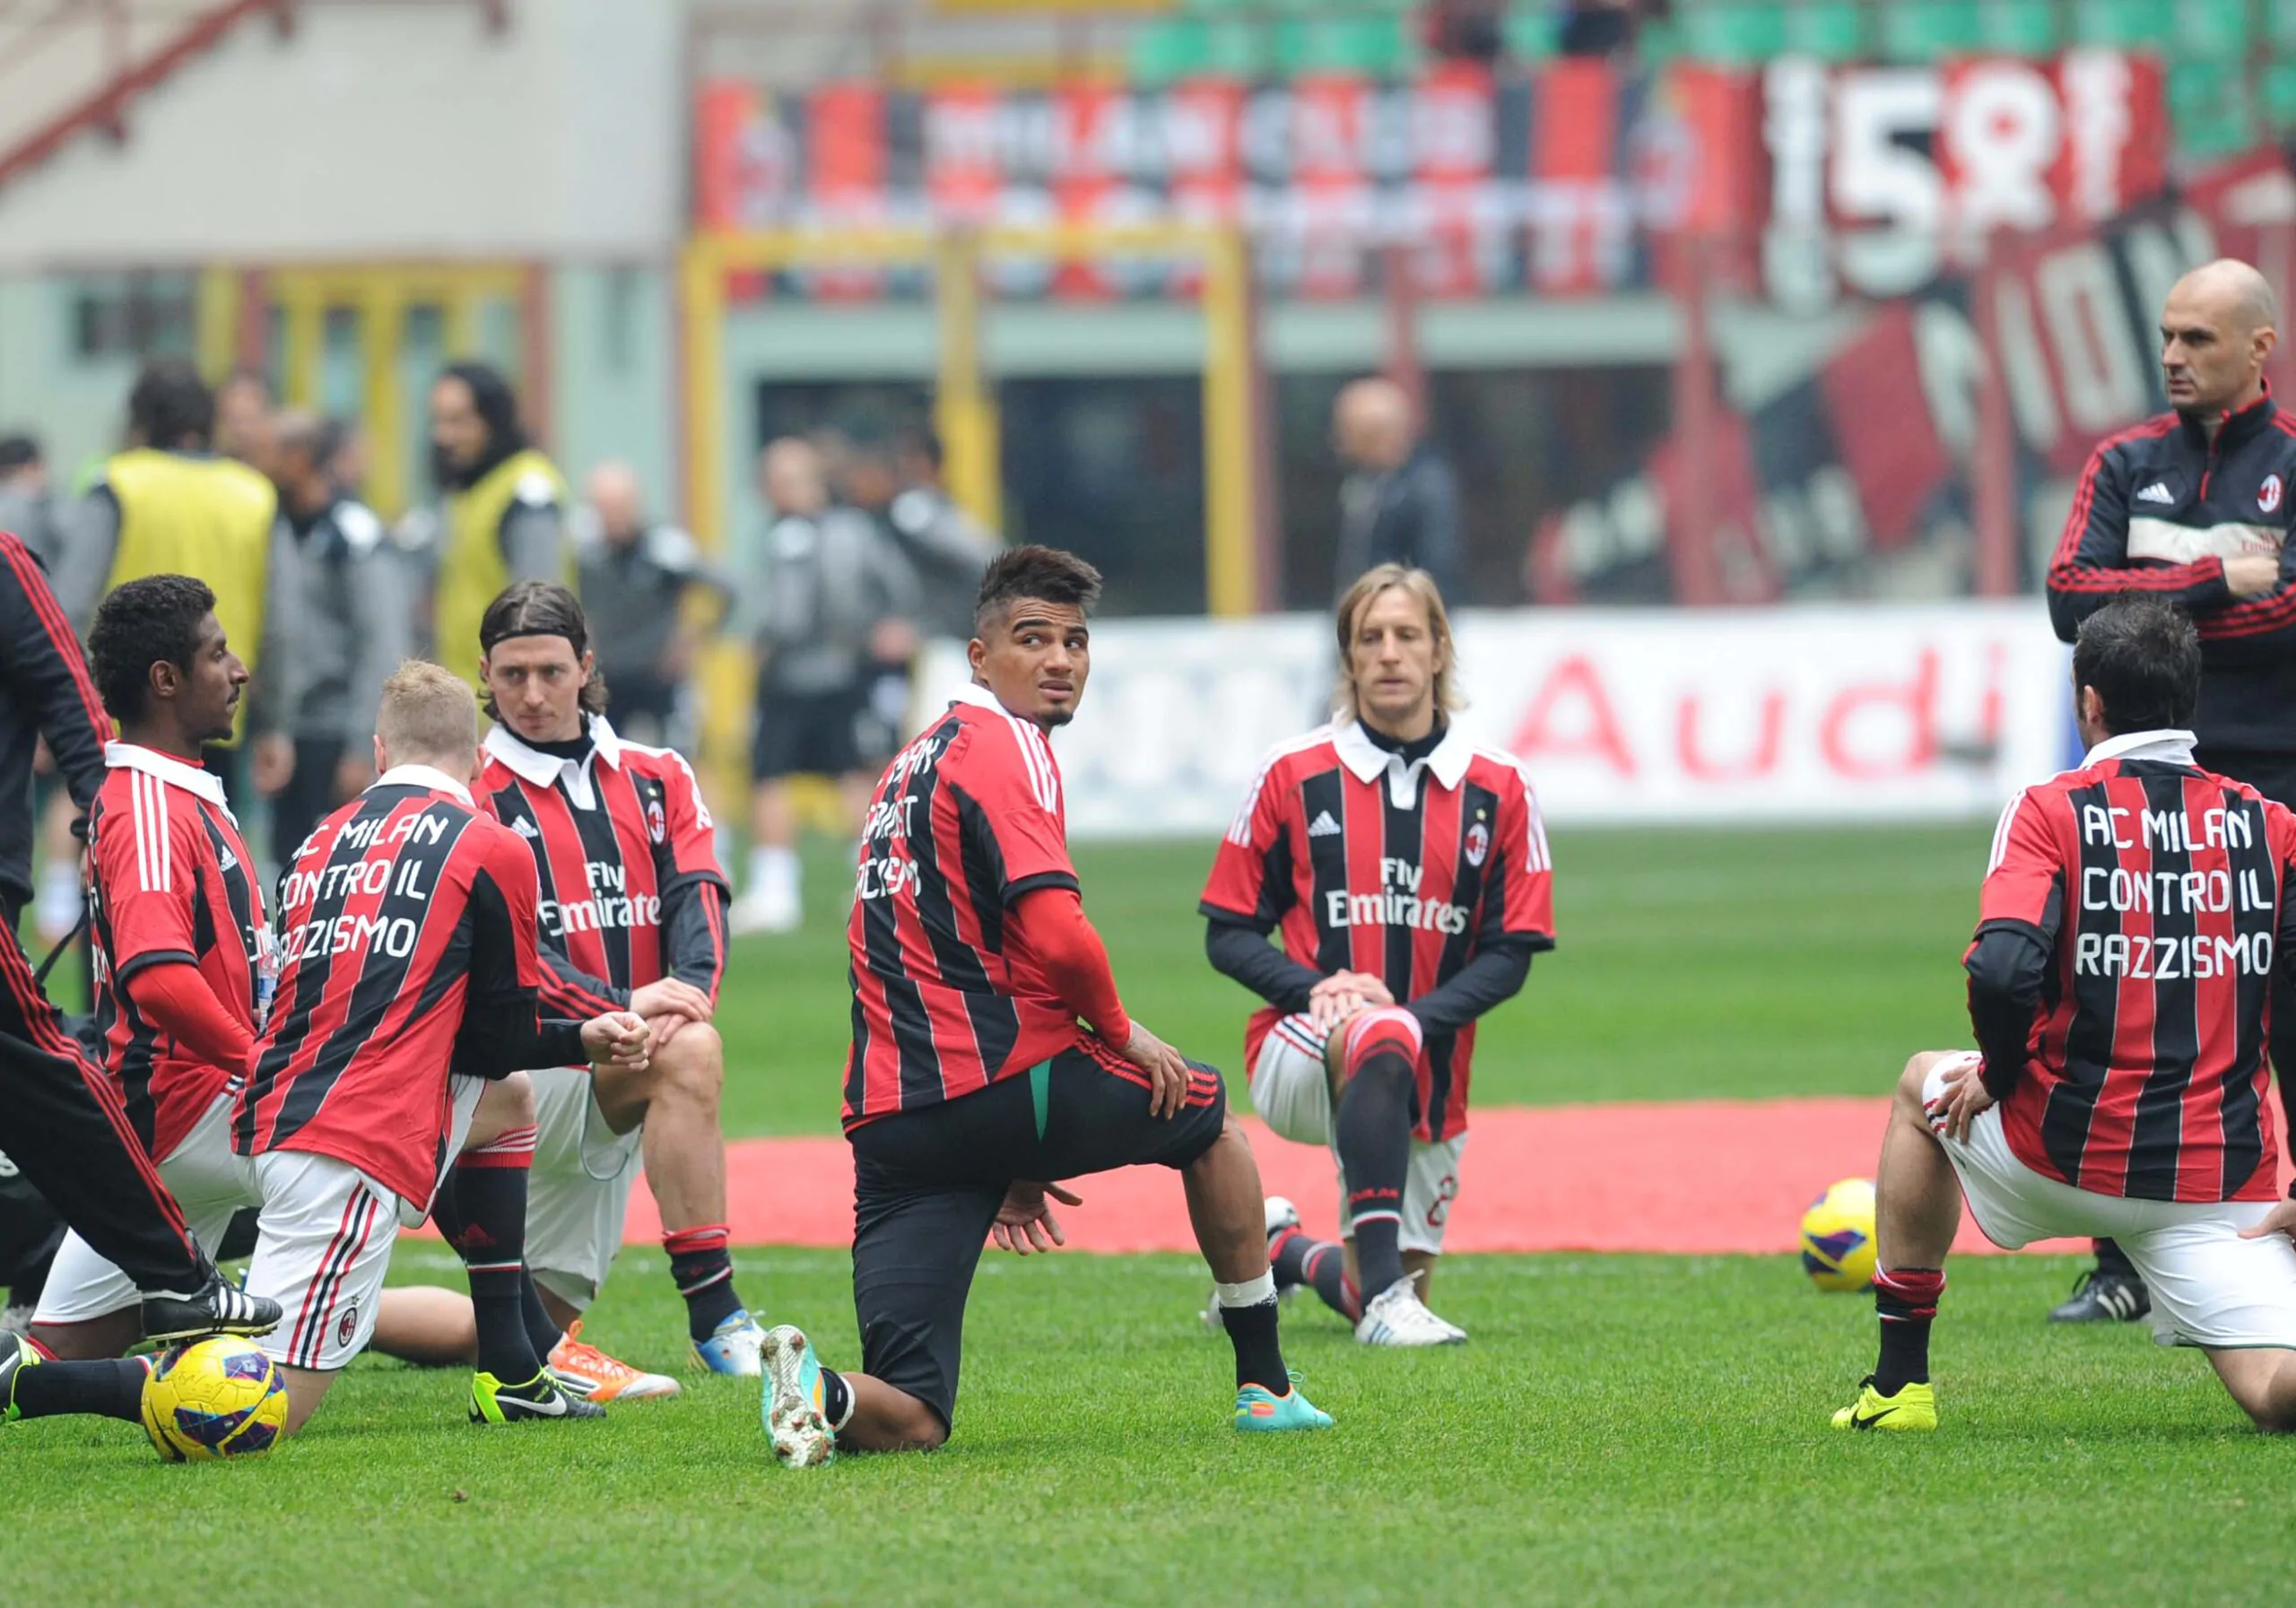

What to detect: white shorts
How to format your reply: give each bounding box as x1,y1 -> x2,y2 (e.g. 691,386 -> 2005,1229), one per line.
247,1148 -> 408,1372
1248,1013 -> 1468,1258
34,1090 -> 257,1326
1925,1052 -> 2296,1351
525,1065 -> 642,1311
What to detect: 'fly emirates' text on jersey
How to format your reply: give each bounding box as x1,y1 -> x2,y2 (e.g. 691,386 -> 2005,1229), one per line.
233,767 -> 551,1206
475,717 -> 728,1018
1201,721 -> 1555,1142
86,743 -> 268,1158
844,684 -> 1094,1130
1977,730 -> 2296,1203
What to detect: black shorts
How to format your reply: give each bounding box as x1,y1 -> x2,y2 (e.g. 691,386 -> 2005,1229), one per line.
752,679 -> 864,782
846,1042 -> 1227,1435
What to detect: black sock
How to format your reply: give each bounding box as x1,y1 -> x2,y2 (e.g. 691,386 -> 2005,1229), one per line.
520,1268 -> 562,1359
819,1366 -> 853,1431
15,1356 -> 148,1422
1334,1048 -> 1414,1298
1272,1229 -> 1360,1322
2093,1238 -> 2139,1282
1873,1267 -> 1944,1396
1218,1297 -> 1289,1394
663,1226 -> 744,1343
438,1154 -> 543,1383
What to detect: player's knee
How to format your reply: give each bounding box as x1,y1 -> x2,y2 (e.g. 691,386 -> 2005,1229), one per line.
491,1069 -> 538,1128
656,1022 -> 725,1108
1344,1006 -> 1422,1071
1896,1054 -> 1943,1111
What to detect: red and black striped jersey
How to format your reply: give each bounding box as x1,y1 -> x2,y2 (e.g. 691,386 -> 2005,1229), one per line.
84,743 -> 267,1160
1975,731 -> 2296,1203
234,765 -> 550,1206
843,684 -> 1089,1129
1200,721 -> 1555,1142
474,717 -> 728,1018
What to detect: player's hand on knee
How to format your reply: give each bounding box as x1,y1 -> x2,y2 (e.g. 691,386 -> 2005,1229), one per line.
581,1010 -> 653,1072
648,1011 -> 691,1050
2239,1200 -> 2296,1244
1120,1021 -> 1191,1118
1933,1054 -> 1995,1143
990,1181 -> 1083,1255
631,978 -> 713,1025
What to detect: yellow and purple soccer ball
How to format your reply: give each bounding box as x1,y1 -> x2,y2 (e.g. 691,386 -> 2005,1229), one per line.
140,1336 -> 288,1462
1799,1178 -> 1878,1292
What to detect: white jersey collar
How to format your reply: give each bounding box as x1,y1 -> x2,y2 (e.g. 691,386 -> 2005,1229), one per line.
1331,718 -> 1474,799
949,682 -> 1020,717
483,716 -> 624,790
2081,728 -> 2198,769
372,763 -> 474,809
104,742 -> 232,820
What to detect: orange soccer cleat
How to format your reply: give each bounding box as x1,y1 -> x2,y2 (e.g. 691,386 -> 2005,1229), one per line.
548,1320 -> 683,1403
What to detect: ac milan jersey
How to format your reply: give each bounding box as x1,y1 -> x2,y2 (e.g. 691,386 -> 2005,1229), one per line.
1975,736 -> 2296,1203
84,744 -> 266,1160
475,717 -> 728,1018
843,684 -> 1090,1130
1200,721 -> 1556,1142
233,766 -> 550,1206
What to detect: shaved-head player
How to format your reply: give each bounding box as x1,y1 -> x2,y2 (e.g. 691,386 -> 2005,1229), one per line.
2045,256 -> 2296,1326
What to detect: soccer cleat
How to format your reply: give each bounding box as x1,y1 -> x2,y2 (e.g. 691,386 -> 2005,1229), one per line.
760,1324 -> 835,1468
1202,1195 -> 1309,1330
1234,1372 -> 1334,1433
142,1273 -> 283,1345
691,1309 -> 768,1377
2049,1269 -> 2150,1324
549,1320 -> 681,1402
0,1331 -> 38,1423
1354,1275 -> 1466,1347
469,1367 -> 606,1424
1831,1376 -> 1937,1432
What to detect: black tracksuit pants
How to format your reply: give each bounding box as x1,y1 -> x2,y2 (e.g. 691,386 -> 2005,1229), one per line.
0,912 -> 203,1293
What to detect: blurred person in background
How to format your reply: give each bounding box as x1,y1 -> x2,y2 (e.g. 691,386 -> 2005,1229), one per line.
1557,1 -> 1666,58
422,361 -> 568,691
731,436 -> 919,935
574,460 -> 726,754
0,435 -> 58,567
2043,256 -> 2296,1327
1332,378 -> 1461,604
212,366 -> 277,480
263,411 -> 413,858
888,428 -> 1002,640
51,359 -> 294,806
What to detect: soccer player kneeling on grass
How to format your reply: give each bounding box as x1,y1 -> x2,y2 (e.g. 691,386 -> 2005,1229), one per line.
1839,595 -> 2296,1434
757,546 -> 1332,1465
3,662 -> 650,1438
1199,564 -> 1553,1345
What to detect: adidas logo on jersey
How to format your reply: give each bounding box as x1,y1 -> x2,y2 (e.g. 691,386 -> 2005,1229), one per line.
1308,811 -> 1342,838
216,845 -> 239,873
512,817 -> 541,839
2135,480 -> 2176,505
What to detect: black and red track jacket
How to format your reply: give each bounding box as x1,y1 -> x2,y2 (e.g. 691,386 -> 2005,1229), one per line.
2047,392 -> 2296,758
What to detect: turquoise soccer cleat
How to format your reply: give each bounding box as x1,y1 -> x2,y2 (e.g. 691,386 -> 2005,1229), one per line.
760,1324 -> 834,1468
1233,1372 -> 1334,1433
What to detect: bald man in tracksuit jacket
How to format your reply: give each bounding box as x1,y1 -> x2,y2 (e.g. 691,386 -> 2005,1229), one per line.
2044,257 -> 2296,1325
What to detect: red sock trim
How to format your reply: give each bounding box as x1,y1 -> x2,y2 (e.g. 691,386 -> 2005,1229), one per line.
1344,1006 -> 1424,1073
461,1126 -> 538,1169
1875,1266 -> 1944,1322
663,1225 -> 730,1256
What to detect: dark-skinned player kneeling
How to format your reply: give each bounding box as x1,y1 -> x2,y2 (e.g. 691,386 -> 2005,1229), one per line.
757,546 -> 1333,1465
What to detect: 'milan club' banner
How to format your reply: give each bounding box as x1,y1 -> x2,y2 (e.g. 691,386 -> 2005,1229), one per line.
693,51 -> 2167,303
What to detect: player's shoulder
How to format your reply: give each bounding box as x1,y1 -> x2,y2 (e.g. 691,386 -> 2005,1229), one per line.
947,700 -> 1060,799
612,732 -> 701,785
1465,743 -> 1540,799
2089,413 -> 2180,467
1248,726 -> 1344,789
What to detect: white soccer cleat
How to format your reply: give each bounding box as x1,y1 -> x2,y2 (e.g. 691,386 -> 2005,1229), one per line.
1264,1195 -> 1300,1239
727,888 -> 801,936
761,1324 -> 835,1469
1354,1276 -> 1467,1347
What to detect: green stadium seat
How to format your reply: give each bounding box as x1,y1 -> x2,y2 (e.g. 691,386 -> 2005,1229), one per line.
1636,15 -> 1685,64
1129,20 -> 1214,88
1879,1 -> 1984,61
2275,2 -> 2296,51
2072,0 -> 2176,48
1271,15 -> 1414,78
2167,56 -> 2256,156
1977,0 -> 2060,54
2175,0 -> 2257,58
1674,3 -> 1789,65
1504,8 -> 1560,62
1203,18 -> 1267,78
2267,58 -> 2296,131
1783,2 -> 1867,61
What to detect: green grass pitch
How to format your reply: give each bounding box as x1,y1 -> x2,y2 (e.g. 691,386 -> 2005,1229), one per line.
13,826 -> 2296,1605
